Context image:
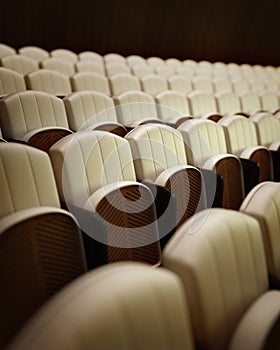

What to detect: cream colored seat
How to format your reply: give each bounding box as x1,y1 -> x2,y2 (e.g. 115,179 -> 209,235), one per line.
0,43 -> 16,58
178,119 -> 245,209
219,115 -> 274,182
215,91 -> 243,116
25,69 -> 72,97
75,60 -> 105,75
0,54 -> 39,75
140,74 -> 168,95
126,123 -> 207,230
163,208 -> 280,350
105,63 -> 131,77
126,54 -> 146,67
18,46 -> 49,63
192,76 -> 214,93
240,181 -> 280,287
176,66 -> 195,80
154,65 -> 175,79
239,91 -> 262,115
50,49 -> 78,63
40,57 -> 75,77
0,67 -> 26,97
131,63 -> 154,78
146,56 -> 165,68
154,90 -> 191,125
109,73 -> 141,96
213,77 -> 232,92
114,90 -> 161,127
63,91 -> 127,136
0,143 -> 86,349
7,262 -> 194,350
168,75 -> 192,95
232,79 -> 250,94
49,130 -> 161,266
260,92 -> 280,113
188,91 -> 222,121
166,57 -> 182,69
78,51 -> 103,64
250,112 -> 280,151
70,72 -> 110,95
0,91 -> 72,152
249,79 -> 265,93
104,53 -> 126,65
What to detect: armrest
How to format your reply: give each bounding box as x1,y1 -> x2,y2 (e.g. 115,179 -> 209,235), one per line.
239,158 -> 259,195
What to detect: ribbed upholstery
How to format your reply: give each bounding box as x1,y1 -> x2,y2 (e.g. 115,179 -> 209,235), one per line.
0,54 -> 39,75
50,48 -> 78,63
70,72 -> 110,94
232,79 -> 250,94
155,90 -> 191,123
131,63 -> 154,78
213,78 -> 232,92
166,57 -> 182,69
126,54 -> 146,66
40,57 -> 75,77
7,263 -> 194,350
154,65 -> 175,79
240,182 -> 280,281
18,46 -> 49,62
192,77 -> 214,93
0,67 -> 26,97
114,90 -> 159,126
0,91 -> 70,141
260,92 -> 280,113
188,91 -> 217,117
106,63 -> 131,77
215,91 -> 242,115
239,91 -> 262,115
109,73 -> 141,95
140,74 -> 168,95
163,208 -> 269,350
168,75 -> 192,95
104,53 -> 126,65
78,50 -> 103,64
146,56 -> 165,67
25,69 -> 72,96
75,60 -> 105,75
220,115 -> 273,181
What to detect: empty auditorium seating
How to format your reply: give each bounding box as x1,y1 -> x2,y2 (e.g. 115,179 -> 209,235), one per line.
109,73 -> 141,95
105,62 -> 131,76
154,90 -> 191,124
178,119 -> 245,209
146,56 -> 165,67
220,115 -> 274,182
0,67 -> 26,97
104,53 -> 127,65
114,90 -> 161,127
188,91 -> 221,121
0,54 -> 39,75
78,50 -> 103,64
154,65 -> 175,79
49,130 -> 161,265
0,91 -> 72,151
0,142 -> 87,348
75,60 -> 105,75
239,91 -> 262,115
215,91 -> 243,116
231,79 -> 250,94
7,262 -> 195,350
126,54 -> 146,66
260,91 -> 280,113
163,208 -> 280,350
140,74 -> 168,95
40,57 -> 75,77
0,43 -> 16,58
131,63 -> 154,78
213,77 -> 232,92
70,71 -> 110,94
50,48 -> 78,63
168,75 -> 192,95
25,69 -> 72,97
192,76 -> 214,93
18,45 -> 49,62
63,91 -> 127,136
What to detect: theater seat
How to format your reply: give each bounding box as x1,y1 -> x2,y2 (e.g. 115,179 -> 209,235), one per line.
18,45 -> 49,63
109,73 -> 141,95
188,91 -> 222,121
0,67 -> 26,98
163,208 -> 280,350
0,43 -> 16,59
0,91 -> 73,152
140,74 -> 168,95
40,57 -> 76,77
50,48 -> 78,64
0,54 -> 39,75
0,143 -> 87,349
7,262 -> 195,350
70,71 -> 110,95
49,131 -> 161,266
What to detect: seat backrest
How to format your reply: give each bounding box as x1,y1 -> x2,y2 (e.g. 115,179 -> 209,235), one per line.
18,46 -> 49,62
0,143 -> 60,219
154,90 -> 190,122
0,67 -> 26,97
50,49 -> 78,63
114,90 -> 158,125
213,78 -> 232,92
104,53 -> 126,65
75,60 -> 105,75
0,91 -> 69,141
126,55 -> 146,67
178,118 -> 227,166
1,54 -> 39,75
250,112 -> 280,148
219,115 -> 258,155
78,50 -> 103,64
25,69 -> 72,96
166,57 -> 182,69
109,73 -> 141,95
63,91 -> 118,131
239,91 -> 261,114
168,75 -> 192,95
215,91 -> 242,115
140,74 -> 168,95
260,92 -> 279,113
70,72 -> 110,95
163,208 -> 268,350
40,57 -> 75,77
154,65 -> 175,79
187,91 -> 217,117
0,43 -> 16,58
105,63 -> 131,77
192,77 -> 214,93
125,123 -> 188,181
240,181 -> 280,281
146,56 -> 165,67
7,262 -> 194,350
232,79 -> 250,94
131,63 -> 154,78
49,131 -> 136,206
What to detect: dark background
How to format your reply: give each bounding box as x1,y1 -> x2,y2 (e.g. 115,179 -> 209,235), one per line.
1,0 -> 279,65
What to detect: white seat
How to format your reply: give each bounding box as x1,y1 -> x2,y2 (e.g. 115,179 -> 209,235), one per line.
70,72 -> 110,95
168,75 -> 192,95
40,57 -> 75,77
50,49 -> 78,63
0,67 -> 26,98
18,46 -> 49,62
1,54 -> 39,75
109,73 -> 141,96
140,74 -> 168,95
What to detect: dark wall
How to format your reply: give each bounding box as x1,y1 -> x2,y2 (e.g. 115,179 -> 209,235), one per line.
1,0 -> 279,65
